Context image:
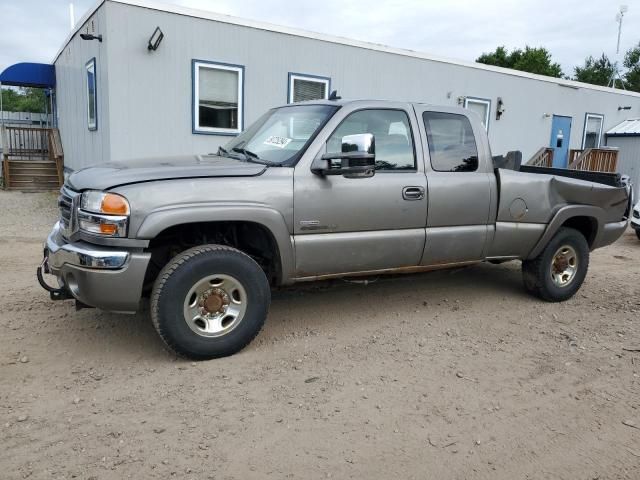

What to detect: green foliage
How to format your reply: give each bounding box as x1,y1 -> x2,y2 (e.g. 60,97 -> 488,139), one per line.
574,54 -> 617,87
624,43 -> 640,92
476,46 -> 563,78
0,87 -> 47,113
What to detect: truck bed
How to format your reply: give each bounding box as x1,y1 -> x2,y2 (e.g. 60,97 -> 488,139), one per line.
519,165 -> 624,188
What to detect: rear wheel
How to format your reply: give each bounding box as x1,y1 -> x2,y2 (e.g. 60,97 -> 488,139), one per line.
522,227 -> 589,302
151,245 -> 270,360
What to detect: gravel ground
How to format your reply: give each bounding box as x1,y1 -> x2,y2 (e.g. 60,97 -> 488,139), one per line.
1,189 -> 639,480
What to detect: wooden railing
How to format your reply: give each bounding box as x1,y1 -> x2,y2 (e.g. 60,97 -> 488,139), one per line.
2,125 -> 50,159
1,125 -> 64,189
568,148 -> 618,172
526,147 -> 554,167
48,128 -> 65,186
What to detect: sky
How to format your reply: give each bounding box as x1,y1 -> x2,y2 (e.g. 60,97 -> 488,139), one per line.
1,0 -> 639,77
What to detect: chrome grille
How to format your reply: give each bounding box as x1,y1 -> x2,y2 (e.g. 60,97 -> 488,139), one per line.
58,186 -> 80,238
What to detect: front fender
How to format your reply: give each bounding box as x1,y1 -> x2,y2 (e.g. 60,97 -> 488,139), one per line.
135,204 -> 295,284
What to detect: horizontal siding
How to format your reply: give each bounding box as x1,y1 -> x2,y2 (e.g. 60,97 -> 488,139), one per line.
55,5 -> 110,170
62,1 -> 640,167
606,136 -> 640,199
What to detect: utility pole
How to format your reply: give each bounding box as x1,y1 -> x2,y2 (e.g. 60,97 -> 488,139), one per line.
609,5 -> 628,89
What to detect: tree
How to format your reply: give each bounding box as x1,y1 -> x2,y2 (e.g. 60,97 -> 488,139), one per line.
573,54 -> 619,87
0,87 -> 47,113
476,46 -> 563,78
623,43 -> 640,92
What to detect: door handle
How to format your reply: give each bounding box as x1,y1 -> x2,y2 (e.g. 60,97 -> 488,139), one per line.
402,186 -> 425,200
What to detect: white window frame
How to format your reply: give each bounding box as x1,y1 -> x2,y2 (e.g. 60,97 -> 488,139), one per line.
288,73 -> 330,104
193,60 -> 244,135
582,113 -> 604,149
85,58 -> 97,131
463,97 -> 491,131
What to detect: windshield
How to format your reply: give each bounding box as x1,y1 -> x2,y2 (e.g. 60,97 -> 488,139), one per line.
222,104 -> 338,166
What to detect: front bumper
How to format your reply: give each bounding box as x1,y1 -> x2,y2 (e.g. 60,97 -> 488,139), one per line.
39,222 -> 151,313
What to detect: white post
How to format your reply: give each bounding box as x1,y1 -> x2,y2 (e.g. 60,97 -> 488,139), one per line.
69,3 -> 75,29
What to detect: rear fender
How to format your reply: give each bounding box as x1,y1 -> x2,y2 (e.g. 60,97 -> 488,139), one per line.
526,205 -> 604,259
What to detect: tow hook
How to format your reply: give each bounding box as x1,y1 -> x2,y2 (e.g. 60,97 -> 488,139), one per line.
37,256 -> 73,301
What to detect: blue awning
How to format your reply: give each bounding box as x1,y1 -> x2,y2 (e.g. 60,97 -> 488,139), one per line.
0,62 -> 55,88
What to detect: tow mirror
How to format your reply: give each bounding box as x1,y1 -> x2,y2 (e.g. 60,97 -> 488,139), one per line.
312,133 -> 376,178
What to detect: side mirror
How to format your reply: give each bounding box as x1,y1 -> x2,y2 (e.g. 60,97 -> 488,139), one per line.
312,133 -> 376,178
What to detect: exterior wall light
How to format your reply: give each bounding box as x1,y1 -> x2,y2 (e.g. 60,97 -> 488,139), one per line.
496,97 -> 505,120
80,33 -> 102,42
148,27 -> 164,51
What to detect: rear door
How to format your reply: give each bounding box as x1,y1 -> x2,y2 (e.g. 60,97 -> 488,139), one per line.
414,106 -> 496,265
292,103 -> 428,278
550,115 -> 572,168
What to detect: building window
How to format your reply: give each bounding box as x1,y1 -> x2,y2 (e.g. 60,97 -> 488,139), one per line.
85,58 -> 97,131
326,109 -> 416,171
463,97 -> 491,131
582,113 -> 604,149
423,111 -> 479,172
288,73 -> 330,103
193,60 -> 244,135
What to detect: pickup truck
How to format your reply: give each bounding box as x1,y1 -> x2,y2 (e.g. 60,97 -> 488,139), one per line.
38,100 -> 633,360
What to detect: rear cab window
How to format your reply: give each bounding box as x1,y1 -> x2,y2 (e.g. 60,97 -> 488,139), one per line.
423,112 -> 479,172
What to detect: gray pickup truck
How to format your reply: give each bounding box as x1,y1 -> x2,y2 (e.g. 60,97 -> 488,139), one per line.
38,100 -> 632,359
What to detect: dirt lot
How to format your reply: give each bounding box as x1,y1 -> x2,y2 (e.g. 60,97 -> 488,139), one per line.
1,189 -> 639,480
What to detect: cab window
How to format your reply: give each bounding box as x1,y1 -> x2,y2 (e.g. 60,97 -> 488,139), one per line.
423,112 -> 479,172
326,109 -> 416,171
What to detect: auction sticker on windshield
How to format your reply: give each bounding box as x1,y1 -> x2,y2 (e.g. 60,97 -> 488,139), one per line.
264,136 -> 292,148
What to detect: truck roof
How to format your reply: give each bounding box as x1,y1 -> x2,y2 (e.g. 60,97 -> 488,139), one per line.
281,99 -> 471,115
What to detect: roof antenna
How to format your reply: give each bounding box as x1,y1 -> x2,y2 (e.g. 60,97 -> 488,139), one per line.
328,90 -> 341,100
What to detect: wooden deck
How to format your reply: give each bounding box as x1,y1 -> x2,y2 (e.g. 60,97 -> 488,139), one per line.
1,126 -> 64,191
526,147 -> 618,173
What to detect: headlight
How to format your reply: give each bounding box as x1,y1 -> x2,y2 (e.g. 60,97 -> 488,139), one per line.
78,191 -> 130,237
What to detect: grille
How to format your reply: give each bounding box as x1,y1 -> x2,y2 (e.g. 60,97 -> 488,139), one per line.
58,186 -> 80,238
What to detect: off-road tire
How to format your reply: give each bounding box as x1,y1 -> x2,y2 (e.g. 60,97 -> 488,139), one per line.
151,244 -> 270,360
522,227 -> 589,302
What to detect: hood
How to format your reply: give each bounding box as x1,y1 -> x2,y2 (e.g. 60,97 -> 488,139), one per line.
67,154 -> 267,191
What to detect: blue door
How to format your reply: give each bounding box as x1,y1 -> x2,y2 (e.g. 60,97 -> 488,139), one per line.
550,115 -> 572,168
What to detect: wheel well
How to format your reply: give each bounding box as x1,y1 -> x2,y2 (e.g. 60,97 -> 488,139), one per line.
143,221 -> 282,292
561,216 -> 597,247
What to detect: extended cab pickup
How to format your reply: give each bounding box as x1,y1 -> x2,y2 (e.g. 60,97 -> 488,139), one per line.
38,100 -> 633,359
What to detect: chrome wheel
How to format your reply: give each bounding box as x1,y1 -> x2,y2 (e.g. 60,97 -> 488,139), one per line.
183,274 -> 247,337
550,245 -> 578,287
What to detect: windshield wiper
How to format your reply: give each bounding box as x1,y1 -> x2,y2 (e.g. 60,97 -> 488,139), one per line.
231,147 -> 281,166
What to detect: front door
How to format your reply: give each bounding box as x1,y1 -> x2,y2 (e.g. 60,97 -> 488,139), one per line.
293,105 -> 428,278
550,115 -> 572,168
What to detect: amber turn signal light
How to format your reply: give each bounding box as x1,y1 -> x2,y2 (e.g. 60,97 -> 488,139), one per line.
99,223 -> 118,235
101,193 -> 130,215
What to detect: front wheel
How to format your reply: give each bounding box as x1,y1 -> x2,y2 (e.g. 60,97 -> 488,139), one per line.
635,228 -> 640,241
151,245 -> 271,360
522,227 -> 589,302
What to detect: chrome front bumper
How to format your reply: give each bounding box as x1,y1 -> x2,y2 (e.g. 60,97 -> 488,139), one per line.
39,222 -> 151,313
